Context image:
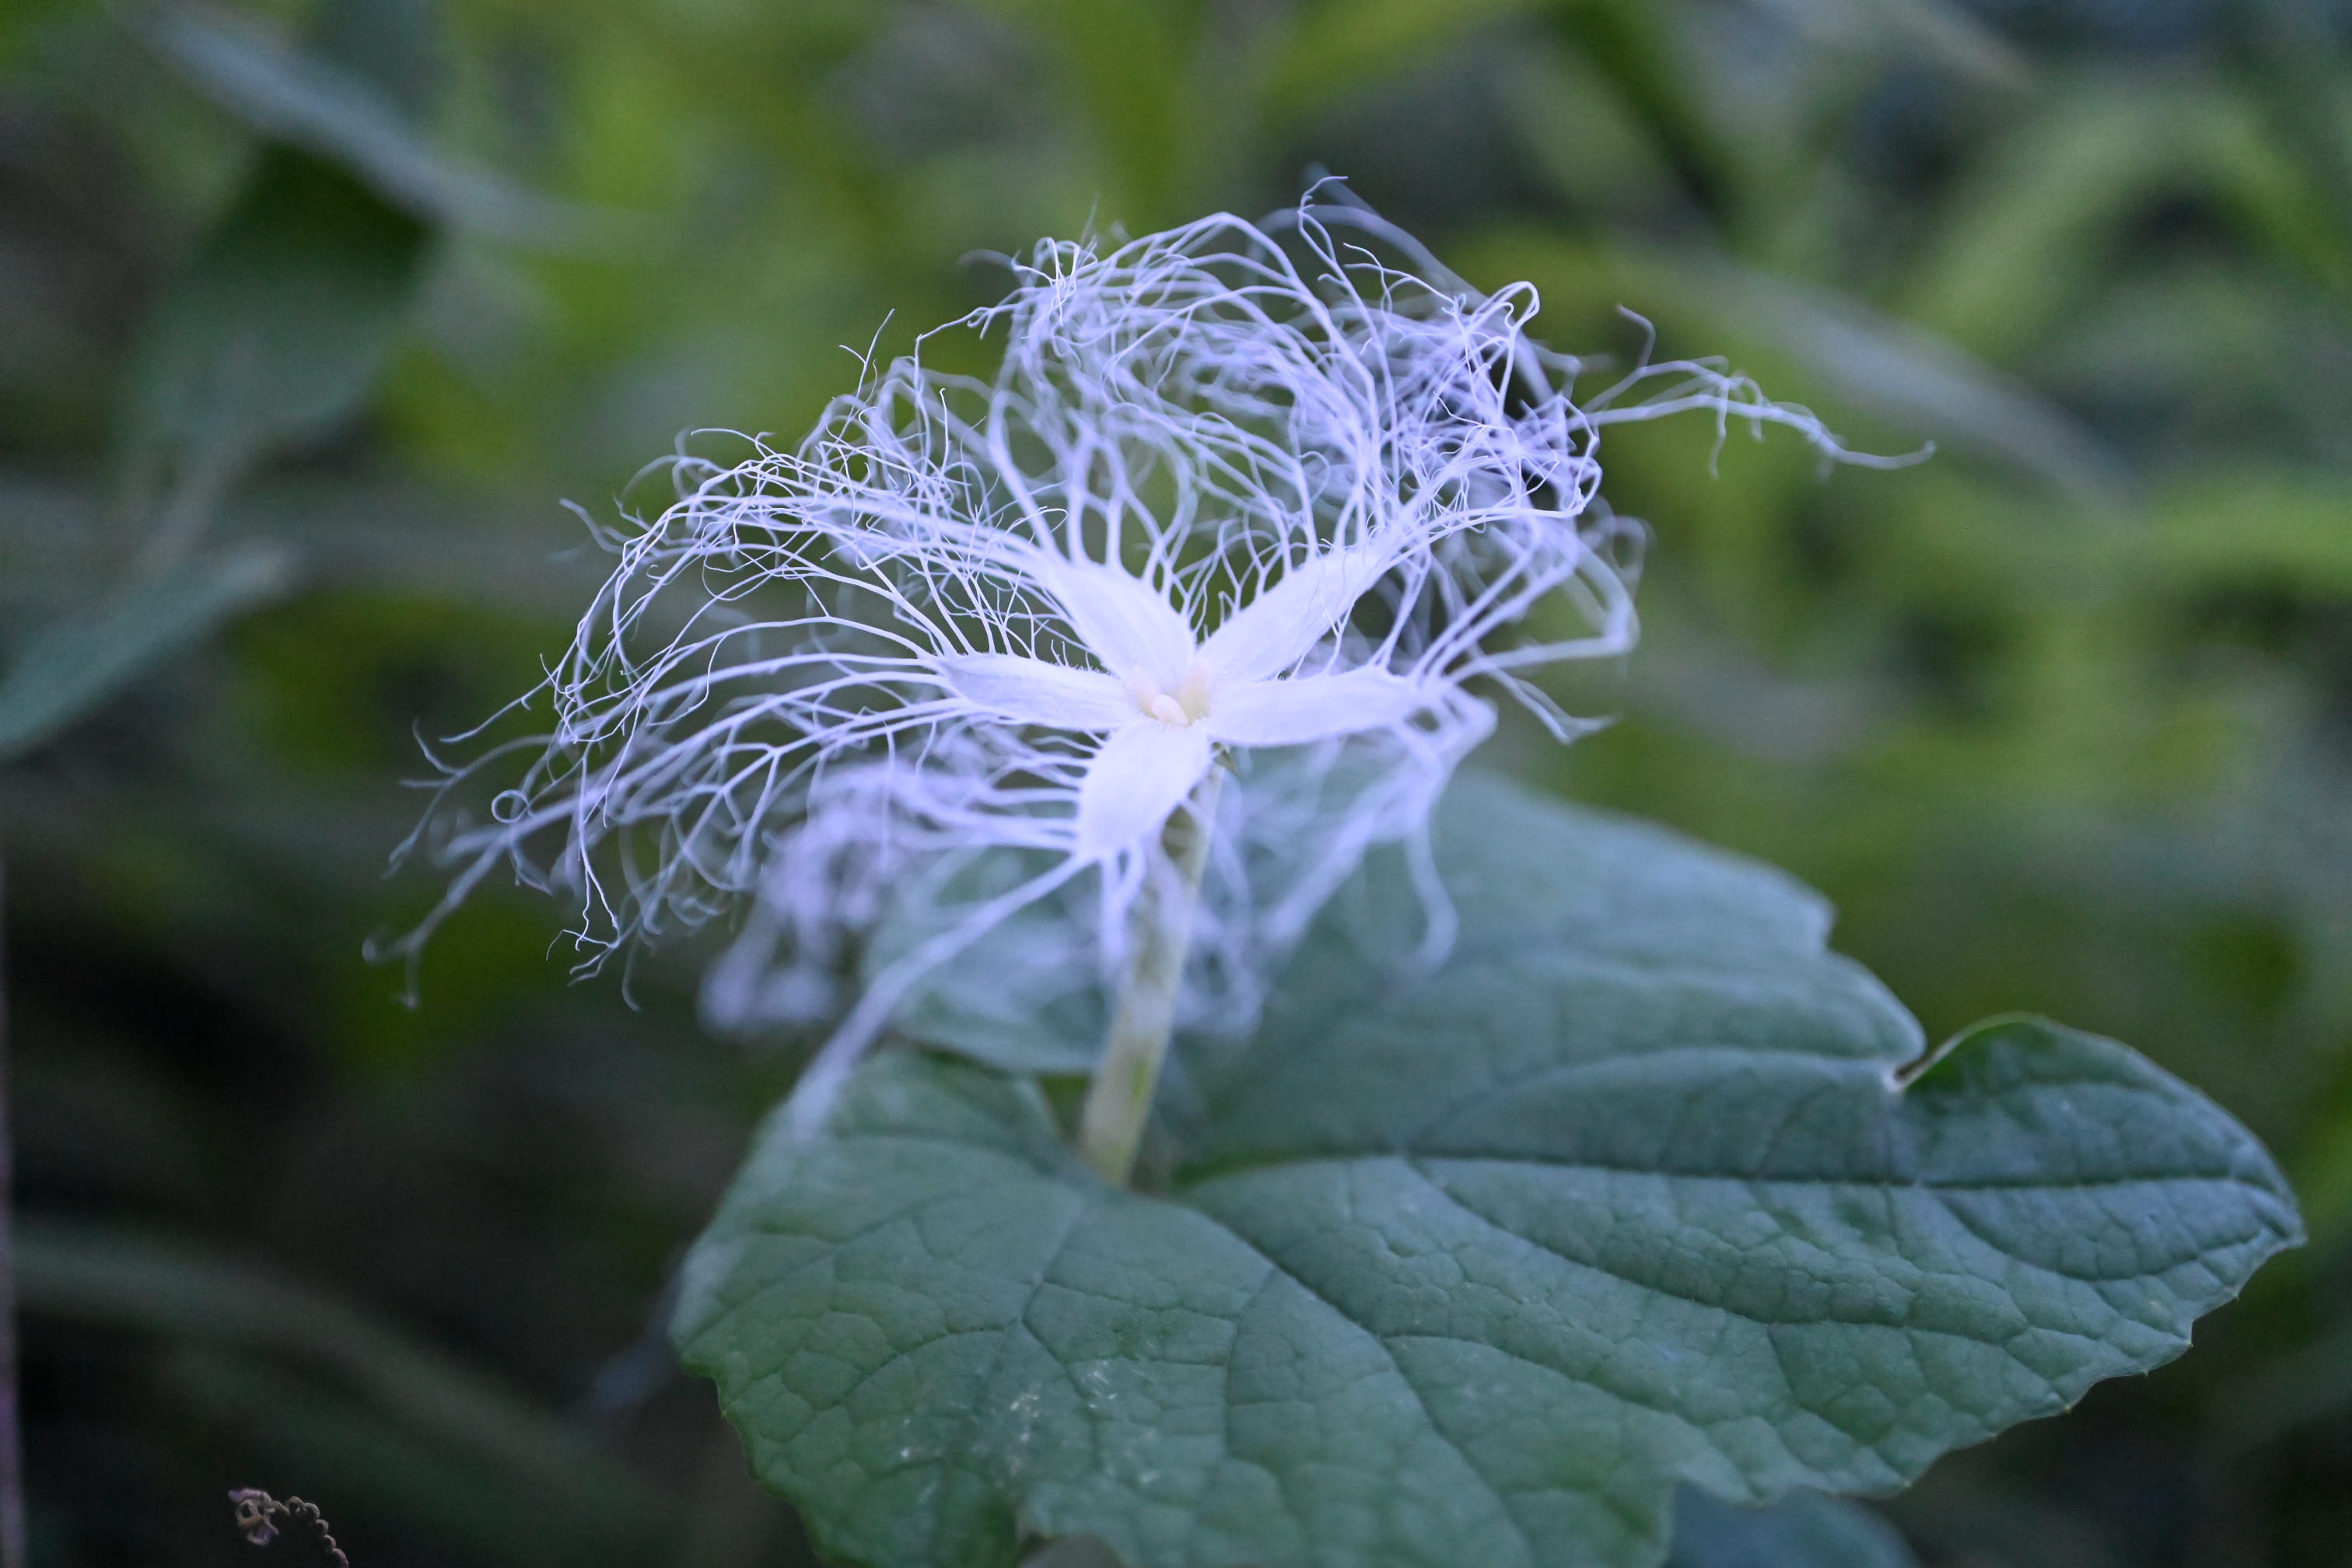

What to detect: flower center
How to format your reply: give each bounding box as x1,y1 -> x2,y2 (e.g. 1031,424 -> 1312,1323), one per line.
1130,658 -> 1214,727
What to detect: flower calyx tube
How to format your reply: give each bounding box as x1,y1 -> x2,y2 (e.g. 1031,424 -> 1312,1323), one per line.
1078,765 -> 1223,1187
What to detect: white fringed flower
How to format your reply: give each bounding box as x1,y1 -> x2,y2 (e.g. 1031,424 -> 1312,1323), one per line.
416,195 -> 1871,1122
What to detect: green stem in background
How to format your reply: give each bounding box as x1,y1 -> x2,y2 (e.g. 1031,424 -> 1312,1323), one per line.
1077,768 -> 1223,1188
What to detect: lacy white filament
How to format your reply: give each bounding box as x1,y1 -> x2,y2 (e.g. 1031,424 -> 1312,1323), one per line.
405,195 -> 1879,1132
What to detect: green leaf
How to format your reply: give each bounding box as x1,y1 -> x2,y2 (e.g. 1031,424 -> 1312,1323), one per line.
1263,0 -> 1543,121
1452,233 -> 2130,506
0,544 -> 291,759
117,145 -> 430,544
871,852 -> 1107,1076
1661,259 -> 2130,510
674,775 -> 2300,1568
2145,467 -> 2352,594
134,1 -> 621,249
1665,1489 -> 1916,1568
1888,81 -> 2336,359
1749,0 -> 2025,90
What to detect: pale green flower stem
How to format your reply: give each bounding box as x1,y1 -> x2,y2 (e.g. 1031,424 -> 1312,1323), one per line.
1077,767 -> 1223,1187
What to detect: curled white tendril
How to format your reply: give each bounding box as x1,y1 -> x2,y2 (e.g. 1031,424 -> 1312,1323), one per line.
394,191 -> 1899,1131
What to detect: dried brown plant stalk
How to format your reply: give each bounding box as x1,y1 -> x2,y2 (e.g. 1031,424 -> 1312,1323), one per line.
228,1489 -> 350,1568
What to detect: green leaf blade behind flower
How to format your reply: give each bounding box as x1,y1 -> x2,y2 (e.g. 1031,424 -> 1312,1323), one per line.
674,776 -> 2300,1568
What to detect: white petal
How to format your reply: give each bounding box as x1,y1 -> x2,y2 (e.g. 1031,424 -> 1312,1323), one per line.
1074,720 -> 1214,859
1205,666 -> 1430,747
1027,552 -> 1195,689
936,653 -> 1136,730
1198,541 -> 1401,684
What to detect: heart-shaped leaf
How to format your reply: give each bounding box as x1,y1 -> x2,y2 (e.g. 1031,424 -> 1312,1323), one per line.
674,775 -> 2299,1568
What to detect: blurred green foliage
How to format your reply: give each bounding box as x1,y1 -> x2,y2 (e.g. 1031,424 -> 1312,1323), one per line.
2,0 -> 2349,1564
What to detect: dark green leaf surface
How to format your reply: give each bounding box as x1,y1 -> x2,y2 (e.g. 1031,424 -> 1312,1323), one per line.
1664,1489 -> 1917,1568
117,147 -> 429,548
675,775 -> 2300,1568
0,544 -> 291,758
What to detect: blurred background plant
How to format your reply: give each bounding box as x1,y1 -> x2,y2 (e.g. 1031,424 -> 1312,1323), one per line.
2,0 -> 2348,1563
